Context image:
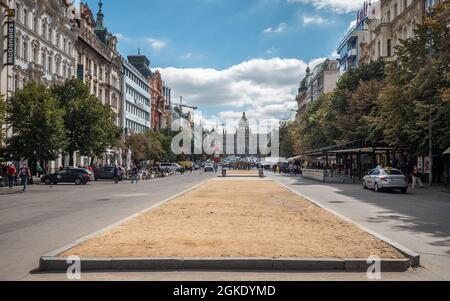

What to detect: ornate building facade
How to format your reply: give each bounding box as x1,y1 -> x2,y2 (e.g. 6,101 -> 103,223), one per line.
364,0 -> 427,63
0,0 -> 77,98
149,70 -> 171,131
75,1 -> 122,127
295,59 -> 339,118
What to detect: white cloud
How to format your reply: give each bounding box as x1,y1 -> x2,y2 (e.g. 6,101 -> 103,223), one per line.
156,57 -> 322,122
114,33 -> 129,41
145,38 -> 167,51
303,15 -> 327,25
263,22 -> 288,34
288,0 -> 366,13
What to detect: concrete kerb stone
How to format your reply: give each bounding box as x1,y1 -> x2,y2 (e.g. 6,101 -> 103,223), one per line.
38,257 -> 412,272
275,179 -> 421,268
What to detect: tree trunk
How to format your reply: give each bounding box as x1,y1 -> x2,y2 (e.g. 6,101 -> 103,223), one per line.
69,152 -> 74,167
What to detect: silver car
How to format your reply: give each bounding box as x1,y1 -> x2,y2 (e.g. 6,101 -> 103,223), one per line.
363,168 -> 409,193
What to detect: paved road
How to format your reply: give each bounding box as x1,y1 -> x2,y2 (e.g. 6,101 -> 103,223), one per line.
0,171 -> 215,280
272,174 -> 450,280
3,172 -> 449,281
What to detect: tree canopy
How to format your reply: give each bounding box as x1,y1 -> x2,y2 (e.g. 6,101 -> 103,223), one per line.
5,83 -> 66,162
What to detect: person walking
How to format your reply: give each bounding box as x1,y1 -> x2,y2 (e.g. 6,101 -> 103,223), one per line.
36,162 -> 43,178
131,165 -> 139,184
113,165 -> 119,184
7,164 -> 16,189
19,163 -> 31,192
412,165 -> 424,189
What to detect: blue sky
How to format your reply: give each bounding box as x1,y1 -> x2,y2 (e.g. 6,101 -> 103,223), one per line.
81,0 -> 366,122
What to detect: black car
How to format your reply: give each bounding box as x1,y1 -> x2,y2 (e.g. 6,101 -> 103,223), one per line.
41,169 -> 94,185
94,166 -> 124,181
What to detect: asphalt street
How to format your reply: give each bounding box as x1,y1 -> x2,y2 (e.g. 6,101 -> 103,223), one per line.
272,174 -> 450,280
0,171 -> 215,280
1,172 -> 449,281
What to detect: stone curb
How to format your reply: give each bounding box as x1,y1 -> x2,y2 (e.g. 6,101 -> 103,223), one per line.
275,180 -> 421,267
39,257 -> 411,272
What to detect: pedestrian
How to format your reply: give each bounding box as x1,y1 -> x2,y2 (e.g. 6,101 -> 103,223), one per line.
412,165 -> 424,189
113,165 -> 119,184
131,165 -> 139,184
7,164 -> 16,189
19,163 -> 31,192
36,162 -> 43,178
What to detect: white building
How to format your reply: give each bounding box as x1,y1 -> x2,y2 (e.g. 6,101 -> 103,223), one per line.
122,57 -> 151,134
0,0 -> 77,98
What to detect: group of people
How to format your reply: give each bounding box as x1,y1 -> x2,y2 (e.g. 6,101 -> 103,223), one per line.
0,163 -> 32,192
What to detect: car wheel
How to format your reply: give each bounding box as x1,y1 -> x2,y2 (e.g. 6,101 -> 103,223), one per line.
400,188 -> 407,194
95,178 -> 98,182
75,178 -> 82,185
374,183 -> 381,193
44,178 -> 51,185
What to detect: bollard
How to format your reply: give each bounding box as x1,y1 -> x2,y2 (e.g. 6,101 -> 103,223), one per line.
259,168 -> 264,178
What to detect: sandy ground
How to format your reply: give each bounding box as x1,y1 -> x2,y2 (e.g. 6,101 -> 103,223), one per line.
61,180 -> 404,259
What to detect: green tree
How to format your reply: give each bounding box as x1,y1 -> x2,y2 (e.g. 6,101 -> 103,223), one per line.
375,1 -> 450,155
336,79 -> 384,143
123,133 -> 149,163
52,79 -> 121,166
5,83 -> 66,163
145,130 -> 166,161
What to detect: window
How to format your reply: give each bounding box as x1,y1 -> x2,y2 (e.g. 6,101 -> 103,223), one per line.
394,3 -> 398,17
56,60 -> 61,75
22,41 -> 28,61
15,37 -> 20,59
16,4 -> 21,21
42,21 -> 47,38
387,39 -> 392,57
48,56 -> 52,73
33,15 -> 38,32
33,47 -> 38,63
42,53 -> 46,71
23,8 -> 28,27
404,0 -> 408,11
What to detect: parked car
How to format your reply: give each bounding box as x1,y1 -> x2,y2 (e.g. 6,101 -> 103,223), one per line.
363,168 -> 409,193
41,168 -> 94,185
193,163 -> 200,170
94,166 -> 124,181
204,163 -> 215,172
157,162 -> 183,173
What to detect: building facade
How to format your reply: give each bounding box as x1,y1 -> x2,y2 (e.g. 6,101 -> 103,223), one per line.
122,57 -> 151,134
364,0 -> 427,63
0,0 -> 77,98
149,70 -> 171,131
75,1 -> 122,127
337,1 -> 371,75
295,59 -> 339,117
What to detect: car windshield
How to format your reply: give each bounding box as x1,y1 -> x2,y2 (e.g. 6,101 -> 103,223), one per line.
383,169 -> 403,175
